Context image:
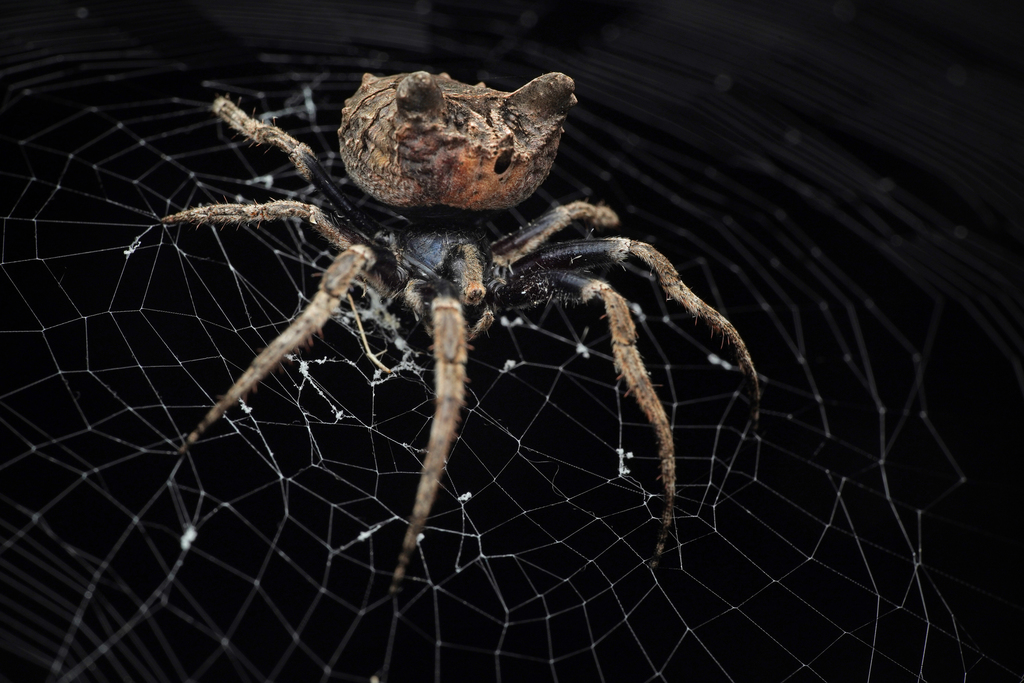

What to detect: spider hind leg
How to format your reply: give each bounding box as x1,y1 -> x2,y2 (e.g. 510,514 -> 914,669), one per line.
209,96 -> 379,240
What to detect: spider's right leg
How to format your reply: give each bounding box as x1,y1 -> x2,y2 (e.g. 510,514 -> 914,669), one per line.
177,243 -> 378,453
490,201 -> 620,266
162,199 -> 354,251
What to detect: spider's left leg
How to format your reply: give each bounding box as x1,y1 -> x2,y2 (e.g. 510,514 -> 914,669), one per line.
624,241 -> 760,425
490,201 -> 620,266
493,270 -> 677,567
178,243 -> 379,453
509,238 -> 760,425
390,287 -> 467,594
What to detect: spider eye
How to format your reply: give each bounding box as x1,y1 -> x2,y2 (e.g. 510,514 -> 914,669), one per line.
493,148 -> 513,175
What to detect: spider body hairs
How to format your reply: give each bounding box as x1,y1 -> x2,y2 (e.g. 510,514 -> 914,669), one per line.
163,71 -> 760,594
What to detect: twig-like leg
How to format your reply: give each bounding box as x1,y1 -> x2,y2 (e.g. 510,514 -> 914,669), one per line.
212,96 -> 316,171
491,201 -> 619,266
499,233 -> 760,566
507,237 -> 760,423
162,199 -> 353,252
491,266 -> 677,566
210,97 -> 378,238
390,294 -> 467,594
177,244 -> 376,453
580,279 -> 676,566
626,241 -> 760,425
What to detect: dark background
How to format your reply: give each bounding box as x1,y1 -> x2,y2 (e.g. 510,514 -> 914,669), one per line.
2,0 -> 1022,681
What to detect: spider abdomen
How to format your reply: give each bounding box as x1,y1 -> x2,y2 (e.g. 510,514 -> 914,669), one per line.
339,71 -> 576,212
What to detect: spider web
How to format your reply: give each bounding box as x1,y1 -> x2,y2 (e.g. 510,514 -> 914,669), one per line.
2,1 -> 1022,681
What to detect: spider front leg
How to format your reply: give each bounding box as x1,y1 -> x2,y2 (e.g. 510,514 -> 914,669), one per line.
498,236 -> 760,567
175,243 -> 378,453
390,290 -> 467,594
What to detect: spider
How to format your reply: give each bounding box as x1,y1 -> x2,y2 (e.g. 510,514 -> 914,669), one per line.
164,71 -> 760,594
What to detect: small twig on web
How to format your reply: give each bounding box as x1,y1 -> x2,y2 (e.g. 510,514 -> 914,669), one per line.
348,294 -> 392,374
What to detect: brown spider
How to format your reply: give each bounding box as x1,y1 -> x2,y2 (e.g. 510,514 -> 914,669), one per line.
163,71 -> 760,594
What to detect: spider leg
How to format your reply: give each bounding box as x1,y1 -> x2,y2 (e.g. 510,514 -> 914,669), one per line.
210,96 -> 379,239
583,279 -> 676,567
493,269 -> 676,566
625,241 -> 760,425
507,237 -> 760,424
390,292 -> 467,594
177,244 -> 377,453
162,199 -> 355,252
467,309 -> 495,340
491,201 -> 619,266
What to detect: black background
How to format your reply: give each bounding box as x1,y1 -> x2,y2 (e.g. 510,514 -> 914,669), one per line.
2,0 -> 1022,681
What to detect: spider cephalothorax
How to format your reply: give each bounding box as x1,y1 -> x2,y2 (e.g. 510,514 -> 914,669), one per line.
163,71 -> 760,594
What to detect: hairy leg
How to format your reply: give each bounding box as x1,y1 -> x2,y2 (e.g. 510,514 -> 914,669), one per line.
497,231 -> 760,566
390,294 -> 468,593
162,199 -> 353,251
210,97 -> 378,239
626,241 -> 760,425
177,244 -> 376,453
490,200 -> 619,266
507,236 -> 760,423
490,266 -> 677,566
580,279 -> 676,567
211,96 -> 333,197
